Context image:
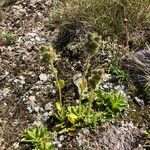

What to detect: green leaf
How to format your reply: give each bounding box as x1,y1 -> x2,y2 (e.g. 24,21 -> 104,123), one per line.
110,93 -> 127,111
83,63 -> 90,72
79,79 -> 87,92
56,102 -> 63,112
67,113 -> 78,124
44,142 -> 55,150
26,130 -> 37,140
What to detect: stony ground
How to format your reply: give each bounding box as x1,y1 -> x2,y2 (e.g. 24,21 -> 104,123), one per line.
0,0 -> 149,150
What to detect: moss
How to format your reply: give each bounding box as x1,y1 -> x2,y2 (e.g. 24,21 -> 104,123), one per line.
0,32 -> 17,45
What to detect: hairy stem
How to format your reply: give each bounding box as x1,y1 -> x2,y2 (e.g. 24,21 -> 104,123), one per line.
88,89 -> 94,117
50,61 -> 62,105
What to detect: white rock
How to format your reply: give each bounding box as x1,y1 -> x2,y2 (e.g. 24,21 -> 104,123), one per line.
135,97 -> 144,106
4,102 -> 7,106
114,85 -> 125,91
39,107 -> 44,112
13,79 -> 18,83
28,96 -> 36,101
57,143 -> 62,148
103,84 -> 109,89
45,103 -> 52,111
35,36 -> 41,41
5,71 -> 9,76
103,73 -> 111,81
27,106 -> 33,113
39,73 -> 48,81
12,142 -> 19,149
52,89 -> 56,95
20,80 -> 25,85
27,32 -> 37,37
59,135 -> 65,141
42,112 -> 51,121
33,120 -> 42,126
2,88 -> 10,97
34,106 -> 40,112
82,128 -> 90,134
19,75 -> 25,80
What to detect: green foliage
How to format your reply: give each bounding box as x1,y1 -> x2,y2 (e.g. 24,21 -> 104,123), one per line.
50,0 -> 150,40
41,35 -> 127,134
21,126 -> 55,150
55,102 -> 103,133
55,102 -> 66,124
55,89 -> 127,133
0,32 -> 17,45
94,90 -> 128,118
66,104 -> 103,127
104,59 -> 127,82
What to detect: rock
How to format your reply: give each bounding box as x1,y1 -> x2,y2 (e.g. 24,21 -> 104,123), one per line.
28,96 -> 36,101
42,112 -> 50,121
135,97 -> 144,106
103,73 -> 112,81
20,80 -> 25,85
39,73 -> 48,81
44,102 -> 52,111
59,135 -> 65,141
2,88 -> 10,97
57,143 -> 62,148
82,128 -> 90,134
12,142 -> 19,149
103,84 -> 109,89
34,106 -> 40,112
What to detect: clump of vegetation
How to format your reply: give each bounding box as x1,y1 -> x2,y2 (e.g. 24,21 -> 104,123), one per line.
0,32 -> 17,45
41,33 -> 127,133
21,126 -> 55,150
49,0 -> 150,40
104,58 -> 127,82
94,90 -> 128,118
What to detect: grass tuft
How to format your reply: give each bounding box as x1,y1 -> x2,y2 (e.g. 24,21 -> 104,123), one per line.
49,0 -> 150,40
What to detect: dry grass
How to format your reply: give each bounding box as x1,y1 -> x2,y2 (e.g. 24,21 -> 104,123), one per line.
49,0 -> 150,40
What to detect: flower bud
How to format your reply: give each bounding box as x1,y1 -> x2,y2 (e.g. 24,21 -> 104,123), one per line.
88,69 -> 105,89
41,45 -> 57,62
85,33 -> 100,54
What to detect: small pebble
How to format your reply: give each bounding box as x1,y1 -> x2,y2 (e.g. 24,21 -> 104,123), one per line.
45,103 -> 52,111
57,143 -> 62,148
39,73 -> 48,81
20,80 -> 25,85
34,106 -> 40,112
135,97 -> 144,106
28,96 -> 36,101
2,88 -> 10,97
12,142 -> 19,149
